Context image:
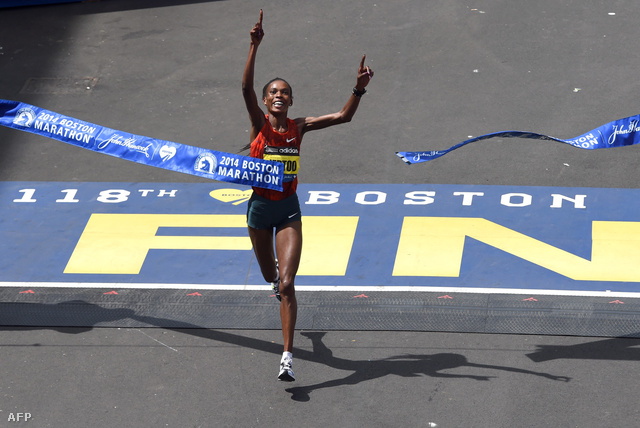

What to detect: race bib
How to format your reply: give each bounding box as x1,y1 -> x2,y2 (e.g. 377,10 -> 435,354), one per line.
263,145 -> 300,182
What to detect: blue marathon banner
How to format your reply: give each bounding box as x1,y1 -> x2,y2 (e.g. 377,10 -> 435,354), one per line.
396,114 -> 640,164
0,99 -> 283,191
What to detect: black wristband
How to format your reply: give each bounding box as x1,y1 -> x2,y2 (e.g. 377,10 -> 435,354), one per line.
352,87 -> 367,97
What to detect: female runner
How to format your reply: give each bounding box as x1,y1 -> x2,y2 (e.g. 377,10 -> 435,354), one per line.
242,10 -> 373,381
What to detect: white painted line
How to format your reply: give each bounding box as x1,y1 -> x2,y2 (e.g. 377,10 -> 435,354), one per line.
1,282 -> 640,299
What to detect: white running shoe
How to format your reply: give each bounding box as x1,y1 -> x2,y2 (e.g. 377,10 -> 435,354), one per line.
278,356 -> 295,382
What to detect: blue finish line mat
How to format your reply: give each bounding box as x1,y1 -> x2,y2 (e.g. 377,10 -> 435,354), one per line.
2,182 -> 640,336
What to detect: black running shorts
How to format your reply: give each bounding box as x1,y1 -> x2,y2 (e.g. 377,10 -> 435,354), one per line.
246,192 -> 302,230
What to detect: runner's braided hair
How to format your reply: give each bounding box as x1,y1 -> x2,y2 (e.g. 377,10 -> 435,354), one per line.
262,77 -> 293,99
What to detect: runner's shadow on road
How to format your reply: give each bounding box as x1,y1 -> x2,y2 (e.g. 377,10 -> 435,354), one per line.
285,332 -> 570,402
0,301 -> 572,402
0,300 -> 140,333
526,335 -> 640,363
0,300 -> 286,354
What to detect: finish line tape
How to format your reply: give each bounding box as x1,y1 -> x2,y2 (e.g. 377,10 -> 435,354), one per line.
0,99 -> 283,190
396,114 -> 640,164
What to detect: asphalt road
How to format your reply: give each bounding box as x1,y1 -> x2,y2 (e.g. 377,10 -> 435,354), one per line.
1,1 -> 640,427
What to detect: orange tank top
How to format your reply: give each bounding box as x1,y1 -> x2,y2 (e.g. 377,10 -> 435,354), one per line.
250,116 -> 302,200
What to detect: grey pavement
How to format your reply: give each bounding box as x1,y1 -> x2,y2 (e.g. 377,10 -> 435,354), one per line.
1,1 -> 640,427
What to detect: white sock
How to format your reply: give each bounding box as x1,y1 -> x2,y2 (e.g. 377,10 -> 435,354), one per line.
282,351 -> 293,362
